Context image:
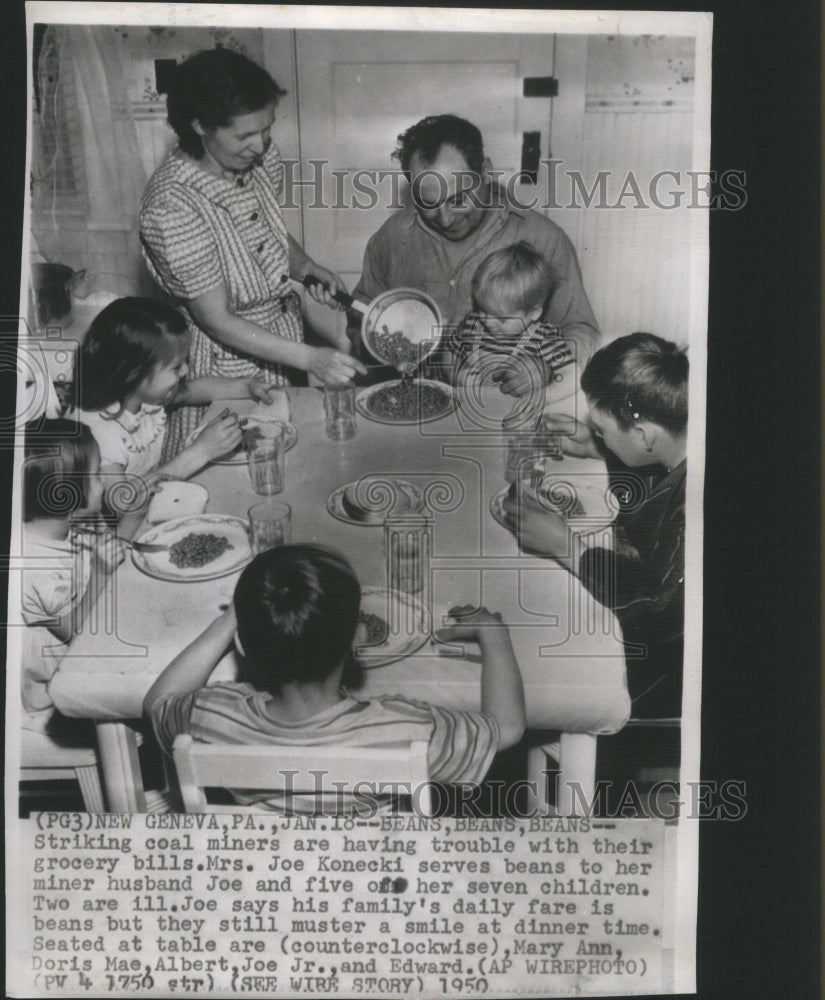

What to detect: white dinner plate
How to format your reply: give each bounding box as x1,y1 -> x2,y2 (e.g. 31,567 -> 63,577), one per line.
355,379 -> 455,425
354,587 -> 431,668
326,479 -> 424,526
184,419 -> 297,465
490,478 -> 616,530
131,514 -> 253,582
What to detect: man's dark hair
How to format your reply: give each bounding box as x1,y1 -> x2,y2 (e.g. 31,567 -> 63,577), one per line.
393,114 -> 485,175
234,544 -> 364,695
581,332 -> 688,435
166,48 -> 286,158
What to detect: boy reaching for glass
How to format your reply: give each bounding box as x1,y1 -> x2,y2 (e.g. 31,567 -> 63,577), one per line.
504,332 -> 688,718
144,543 -> 525,813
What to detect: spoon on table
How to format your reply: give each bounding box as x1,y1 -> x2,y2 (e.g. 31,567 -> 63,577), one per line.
114,536 -> 169,553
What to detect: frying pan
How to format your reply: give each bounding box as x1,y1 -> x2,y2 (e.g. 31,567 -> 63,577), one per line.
297,277 -> 443,373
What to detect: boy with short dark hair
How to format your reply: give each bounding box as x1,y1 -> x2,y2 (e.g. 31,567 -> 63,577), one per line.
144,544 -> 525,812
505,332 -> 688,717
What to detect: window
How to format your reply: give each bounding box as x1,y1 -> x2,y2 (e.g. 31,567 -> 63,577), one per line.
31,25 -> 88,217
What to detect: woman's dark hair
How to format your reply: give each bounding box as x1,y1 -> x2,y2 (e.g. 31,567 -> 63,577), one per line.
167,48 -> 286,158
234,544 -> 364,696
73,297 -> 189,412
581,332 -> 688,435
23,419 -> 99,521
393,114 -> 485,176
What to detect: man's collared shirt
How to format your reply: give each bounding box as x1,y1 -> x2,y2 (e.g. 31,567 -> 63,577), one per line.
351,191 -> 600,363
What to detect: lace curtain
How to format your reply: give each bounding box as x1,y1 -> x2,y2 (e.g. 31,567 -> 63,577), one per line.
31,25 -> 154,297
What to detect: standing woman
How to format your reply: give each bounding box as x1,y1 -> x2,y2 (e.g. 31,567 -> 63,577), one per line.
140,48 -> 364,456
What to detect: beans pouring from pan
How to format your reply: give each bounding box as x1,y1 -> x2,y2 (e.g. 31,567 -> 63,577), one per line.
298,278 -> 443,379
372,324 -> 429,382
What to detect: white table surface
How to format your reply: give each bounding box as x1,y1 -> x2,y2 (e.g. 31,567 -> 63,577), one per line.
50,388 -> 630,734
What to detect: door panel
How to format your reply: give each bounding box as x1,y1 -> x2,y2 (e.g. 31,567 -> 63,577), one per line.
291,29 -> 556,340
284,29 -> 698,346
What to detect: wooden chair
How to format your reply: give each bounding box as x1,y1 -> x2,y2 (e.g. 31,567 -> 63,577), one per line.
172,736 -> 434,816
525,732 -> 600,816
20,729 -> 106,812
20,726 -> 152,814
526,718 -> 681,816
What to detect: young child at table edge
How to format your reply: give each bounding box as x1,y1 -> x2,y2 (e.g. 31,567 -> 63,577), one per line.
20,419 -> 126,733
505,332 -> 687,718
144,543 -> 526,813
70,297 -> 276,531
437,241 -> 583,407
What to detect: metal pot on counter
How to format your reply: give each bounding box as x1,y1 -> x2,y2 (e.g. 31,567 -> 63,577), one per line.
30,263 -> 86,330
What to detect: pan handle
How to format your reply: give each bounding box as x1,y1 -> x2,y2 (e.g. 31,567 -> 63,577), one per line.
299,275 -> 367,314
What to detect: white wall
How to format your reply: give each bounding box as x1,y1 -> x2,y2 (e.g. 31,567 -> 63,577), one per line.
33,27 -> 698,347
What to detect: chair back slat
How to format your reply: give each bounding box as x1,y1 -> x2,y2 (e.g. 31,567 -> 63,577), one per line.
173,736 -> 432,815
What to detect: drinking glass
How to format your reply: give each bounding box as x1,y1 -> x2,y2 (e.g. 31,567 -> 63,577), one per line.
246,424 -> 285,495
503,429 -> 563,483
248,500 -> 292,554
323,383 -> 357,440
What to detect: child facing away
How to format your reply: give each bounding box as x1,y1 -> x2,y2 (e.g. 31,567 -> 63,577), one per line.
71,297 -> 277,528
144,544 -> 526,813
437,241 -> 581,407
504,332 -> 687,718
20,419 -> 126,732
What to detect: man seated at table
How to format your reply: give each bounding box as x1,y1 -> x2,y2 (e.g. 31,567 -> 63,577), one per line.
348,114 -> 600,389
144,543 -> 525,813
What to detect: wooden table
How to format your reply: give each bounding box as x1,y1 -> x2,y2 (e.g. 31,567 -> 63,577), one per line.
50,388 -> 630,811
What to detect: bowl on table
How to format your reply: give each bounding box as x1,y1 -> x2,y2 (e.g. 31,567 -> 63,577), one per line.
490,474 -> 617,530
327,477 -> 424,525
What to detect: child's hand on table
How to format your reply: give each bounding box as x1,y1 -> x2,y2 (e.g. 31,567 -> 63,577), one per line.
434,605 -> 509,644
435,605 -> 525,748
144,601 -> 239,717
192,408 -> 242,462
141,470 -> 177,502
246,378 -> 274,403
502,489 -> 571,561
93,529 -> 129,572
492,354 -> 546,398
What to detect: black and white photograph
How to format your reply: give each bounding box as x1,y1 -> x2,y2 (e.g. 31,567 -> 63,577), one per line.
2,3 -> 818,999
